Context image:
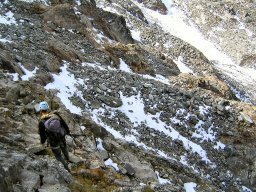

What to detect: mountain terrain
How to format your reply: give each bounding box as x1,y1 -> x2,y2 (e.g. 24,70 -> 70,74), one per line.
0,0 -> 256,192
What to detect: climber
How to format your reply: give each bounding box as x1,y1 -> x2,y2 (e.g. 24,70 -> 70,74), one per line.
38,101 -> 71,172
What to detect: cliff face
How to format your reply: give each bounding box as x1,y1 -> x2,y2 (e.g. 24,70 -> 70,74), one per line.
0,0 -> 256,192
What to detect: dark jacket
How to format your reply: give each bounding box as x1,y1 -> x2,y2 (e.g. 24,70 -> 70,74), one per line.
38,111 -> 70,144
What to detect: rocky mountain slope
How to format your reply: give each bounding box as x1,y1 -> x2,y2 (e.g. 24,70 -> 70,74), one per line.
0,0 -> 256,192
172,0 -> 256,104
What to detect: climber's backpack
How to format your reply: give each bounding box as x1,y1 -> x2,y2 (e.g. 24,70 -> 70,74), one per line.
44,114 -> 67,136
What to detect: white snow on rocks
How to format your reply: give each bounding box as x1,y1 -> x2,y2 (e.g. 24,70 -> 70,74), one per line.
43,59 -> 228,170
18,62 -> 38,81
119,59 -> 133,73
130,29 -> 141,42
45,61 -> 83,115
174,56 -> 194,74
0,37 -> 12,43
0,10 -> 17,25
155,171 -> 171,184
17,0 -> 49,5
184,182 -> 197,192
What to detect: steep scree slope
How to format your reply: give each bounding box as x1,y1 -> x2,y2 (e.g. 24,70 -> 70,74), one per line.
0,0 -> 256,192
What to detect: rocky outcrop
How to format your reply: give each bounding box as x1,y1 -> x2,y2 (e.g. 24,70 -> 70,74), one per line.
0,48 -> 23,75
137,0 -> 168,15
105,43 -> 156,75
47,39 -> 82,63
97,9 -> 135,44
240,54 -> 256,69
170,73 -> 235,99
106,42 -> 180,76
77,0 -> 134,44
42,3 -> 80,29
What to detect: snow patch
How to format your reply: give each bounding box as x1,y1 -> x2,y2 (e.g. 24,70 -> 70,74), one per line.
119,59 -> 132,72
192,122 -> 216,142
81,62 -> 107,71
18,63 -> 38,81
184,182 -> 197,192
155,171 -> 171,184
118,92 -> 213,164
213,141 -> 225,150
174,56 -> 193,73
80,126 -> 86,131
242,186 -> 253,192
45,61 -> 83,115
104,158 -> 119,171
90,106 -> 177,163
0,10 -> 17,25
96,138 -> 105,151
130,29 -> 141,41
161,0 -> 173,15
199,105 -> 210,115
0,38 -> 12,43
180,155 -> 189,166
0,0 -> 8,7
75,0 -> 81,6
93,27 -> 114,44
11,73 -> 19,81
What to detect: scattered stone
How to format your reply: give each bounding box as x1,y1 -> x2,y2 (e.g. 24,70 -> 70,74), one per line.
0,0 -> 256,191
239,112 -> 254,124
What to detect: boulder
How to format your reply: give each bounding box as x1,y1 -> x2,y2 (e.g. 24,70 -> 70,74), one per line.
0,49 -> 23,75
78,0 -> 134,44
98,95 -> 122,108
240,54 -> 256,70
105,43 -> 155,75
20,170 -> 41,192
42,4 -> 82,31
46,39 -> 81,62
139,0 -> 168,15
0,151 -> 27,192
171,73 -> 235,99
27,3 -> 49,14
98,10 -> 134,44
124,163 -> 135,176
104,139 -> 157,182
38,184 -> 71,192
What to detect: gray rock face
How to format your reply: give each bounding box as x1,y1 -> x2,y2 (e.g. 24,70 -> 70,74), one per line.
20,170 -> 41,192
0,164 -> 13,192
124,163 -> 135,176
117,151 -> 157,182
0,150 -> 26,192
138,0 -> 168,15
99,10 -> 135,44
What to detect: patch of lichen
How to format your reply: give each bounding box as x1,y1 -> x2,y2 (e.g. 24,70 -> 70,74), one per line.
142,186 -> 155,192
35,148 -> 53,156
68,164 -> 122,192
68,176 -> 117,192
